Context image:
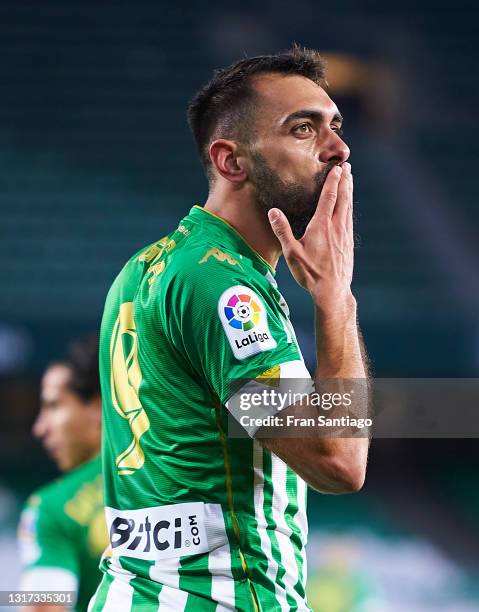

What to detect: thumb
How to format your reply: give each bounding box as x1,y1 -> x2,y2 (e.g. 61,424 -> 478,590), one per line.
268,208 -> 296,250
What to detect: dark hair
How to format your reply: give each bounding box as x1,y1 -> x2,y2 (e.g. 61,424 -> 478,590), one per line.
65,333 -> 100,403
187,44 -> 327,179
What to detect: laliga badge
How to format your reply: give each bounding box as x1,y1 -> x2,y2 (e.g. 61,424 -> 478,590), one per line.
218,285 -> 277,360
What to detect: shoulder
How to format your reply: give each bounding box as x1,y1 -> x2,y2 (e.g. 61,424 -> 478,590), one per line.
22,457 -> 102,517
163,240 -> 261,294
23,477 -> 68,515
17,481 -> 65,566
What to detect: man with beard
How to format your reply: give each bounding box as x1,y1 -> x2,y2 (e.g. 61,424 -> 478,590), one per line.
91,46 -> 369,611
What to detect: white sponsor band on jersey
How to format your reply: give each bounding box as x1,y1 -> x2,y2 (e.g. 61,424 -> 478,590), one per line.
105,502 -> 228,561
106,502 -> 208,561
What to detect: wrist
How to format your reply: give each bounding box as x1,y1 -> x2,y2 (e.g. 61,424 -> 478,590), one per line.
313,290 -> 357,323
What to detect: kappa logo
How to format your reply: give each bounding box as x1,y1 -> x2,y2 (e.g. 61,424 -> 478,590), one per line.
218,286 -> 277,360
198,247 -> 243,269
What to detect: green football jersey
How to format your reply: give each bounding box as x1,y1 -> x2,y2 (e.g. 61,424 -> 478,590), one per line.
18,455 -> 108,612
92,206 -> 312,611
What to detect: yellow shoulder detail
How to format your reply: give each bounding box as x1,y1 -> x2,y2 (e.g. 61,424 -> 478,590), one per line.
257,364 -> 281,388
147,260 -> 165,285
64,475 -> 103,526
138,237 -> 176,288
138,237 -> 176,263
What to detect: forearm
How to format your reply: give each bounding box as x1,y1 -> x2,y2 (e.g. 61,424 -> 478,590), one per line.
264,164 -> 369,494
260,295 -> 369,493
311,292 -> 369,492
314,292 -> 366,380
264,435 -> 367,494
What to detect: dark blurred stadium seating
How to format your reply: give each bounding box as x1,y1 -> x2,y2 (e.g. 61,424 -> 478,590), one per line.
0,0 -> 477,607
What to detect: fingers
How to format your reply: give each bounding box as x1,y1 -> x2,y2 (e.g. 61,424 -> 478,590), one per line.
307,165 -> 342,233
333,162 -> 352,227
268,208 -> 297,253
345,169 -> 354,238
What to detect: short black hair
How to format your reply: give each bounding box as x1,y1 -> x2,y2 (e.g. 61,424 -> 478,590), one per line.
65,333 -> 100,403
187,44 -> 327,180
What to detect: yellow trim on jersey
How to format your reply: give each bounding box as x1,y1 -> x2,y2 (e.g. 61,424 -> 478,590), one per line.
212,391 -> 260,612
193,205 -> 274,273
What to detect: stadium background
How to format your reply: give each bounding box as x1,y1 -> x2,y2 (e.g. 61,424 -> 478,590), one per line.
0,0 -> 478,609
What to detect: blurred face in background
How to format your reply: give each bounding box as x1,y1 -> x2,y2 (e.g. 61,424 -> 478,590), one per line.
247,73 -> 350,237
33,364 -> 101,472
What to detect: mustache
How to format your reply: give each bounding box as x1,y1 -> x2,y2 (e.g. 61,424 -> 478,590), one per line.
287,163 -> 340,238
314,162 -> 339,189
249,152 -> 342,239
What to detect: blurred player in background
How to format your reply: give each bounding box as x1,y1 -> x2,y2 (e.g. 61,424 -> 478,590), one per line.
17,335 -> 108,612
91,46 -> 368,611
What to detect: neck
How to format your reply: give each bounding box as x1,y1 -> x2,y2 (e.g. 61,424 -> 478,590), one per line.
204,182 -> 282,269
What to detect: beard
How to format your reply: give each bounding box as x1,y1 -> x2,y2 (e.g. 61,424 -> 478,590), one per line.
249,151 -> 334,239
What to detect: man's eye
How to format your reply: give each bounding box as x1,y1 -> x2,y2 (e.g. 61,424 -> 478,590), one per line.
332,126 -> 344,137
292,123 -> 313,134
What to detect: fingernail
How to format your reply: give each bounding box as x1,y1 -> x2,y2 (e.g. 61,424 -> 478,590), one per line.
344,162 -> 351,173
334,165 -> 342,175
268,209 -> 280,222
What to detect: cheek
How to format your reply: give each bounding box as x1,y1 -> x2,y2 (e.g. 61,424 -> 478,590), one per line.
259,141 -> 319,182
52,409 -> 82,439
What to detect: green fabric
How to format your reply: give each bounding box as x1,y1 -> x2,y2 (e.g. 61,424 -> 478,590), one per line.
95,206 -> 311,610
18,455 -> 107,612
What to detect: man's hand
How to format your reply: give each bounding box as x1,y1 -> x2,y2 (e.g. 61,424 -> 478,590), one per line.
260,161 -> 369,494
268,162 -> 354,314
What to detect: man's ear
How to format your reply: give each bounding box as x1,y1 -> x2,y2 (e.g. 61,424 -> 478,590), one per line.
209,139 -> 247,183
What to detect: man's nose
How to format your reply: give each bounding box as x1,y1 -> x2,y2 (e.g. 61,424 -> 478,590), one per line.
32,413 -> 47,439
318,132 -> 350,165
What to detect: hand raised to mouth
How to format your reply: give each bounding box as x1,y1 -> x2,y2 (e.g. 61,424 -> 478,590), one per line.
268,162 -> 354,312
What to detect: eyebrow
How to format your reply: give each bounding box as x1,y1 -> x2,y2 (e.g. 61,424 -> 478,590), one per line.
281,109 -> 343,127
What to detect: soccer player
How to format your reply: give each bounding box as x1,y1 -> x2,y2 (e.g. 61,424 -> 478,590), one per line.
18,336 -> 108,612
91,46 -> 369,611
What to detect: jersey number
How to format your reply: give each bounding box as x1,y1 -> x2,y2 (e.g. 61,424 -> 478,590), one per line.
110,302 -> 150,475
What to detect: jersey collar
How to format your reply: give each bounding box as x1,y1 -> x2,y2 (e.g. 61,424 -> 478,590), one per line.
189,205 -> 275,274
